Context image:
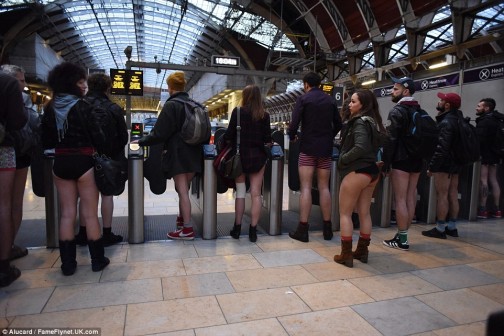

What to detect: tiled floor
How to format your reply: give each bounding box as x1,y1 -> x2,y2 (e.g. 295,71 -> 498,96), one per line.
1,170 -> 504,335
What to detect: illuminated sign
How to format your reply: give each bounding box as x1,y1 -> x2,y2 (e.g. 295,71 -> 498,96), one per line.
130,123 -> 143,138
211,55 -> 240,68
110,69 -> 144,96
321,83 -> 334,95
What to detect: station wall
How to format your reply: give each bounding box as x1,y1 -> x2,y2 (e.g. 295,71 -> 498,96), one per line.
375,62 -> 504,123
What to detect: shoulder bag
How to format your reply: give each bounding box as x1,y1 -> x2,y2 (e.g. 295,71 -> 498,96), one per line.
214,107 -> 243,180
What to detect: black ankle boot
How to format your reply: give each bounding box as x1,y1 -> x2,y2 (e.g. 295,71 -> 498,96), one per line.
323,221 -> 333,240
87,239 -> 110,272
230,224 -> 241,239
249,225 -> 257,242
74,226 -> 87,246
289,223 -> 309,242
59,240 -> 77,276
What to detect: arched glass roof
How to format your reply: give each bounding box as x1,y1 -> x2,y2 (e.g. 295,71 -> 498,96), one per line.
2,0 -> 297,89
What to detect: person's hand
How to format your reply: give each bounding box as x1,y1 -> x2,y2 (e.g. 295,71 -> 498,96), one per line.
290,135 -> 299,143
427,169 -> 432,177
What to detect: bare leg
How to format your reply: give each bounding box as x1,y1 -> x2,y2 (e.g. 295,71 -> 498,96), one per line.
298,165 -> 315,222
316,168 -> 332,222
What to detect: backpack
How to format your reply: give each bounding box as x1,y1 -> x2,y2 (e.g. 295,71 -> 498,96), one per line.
452,116 -> 480,165
85,97 -> 117,156
11,106 -> 41,156
171,97 -> 211,145
396,105 -> 439,160
491,111 -> 504,158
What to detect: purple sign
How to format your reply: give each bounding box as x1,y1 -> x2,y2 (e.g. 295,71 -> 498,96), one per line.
464,64 -> 504,83
374,73 -> 460,98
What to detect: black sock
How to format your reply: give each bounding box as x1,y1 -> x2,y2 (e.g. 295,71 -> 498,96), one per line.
103,227 -> 112,235
0,259 -> 10,273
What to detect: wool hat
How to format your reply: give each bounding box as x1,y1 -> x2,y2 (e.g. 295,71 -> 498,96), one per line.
437,92 -> 461,109
391,77 -> 415,94
167,71 -> 186,91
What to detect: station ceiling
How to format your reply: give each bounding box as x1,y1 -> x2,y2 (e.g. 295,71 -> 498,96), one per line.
1,0 -> 503,99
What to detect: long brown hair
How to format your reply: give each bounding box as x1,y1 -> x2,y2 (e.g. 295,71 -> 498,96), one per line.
354,89 -> 386,132
241,85 -> 265,121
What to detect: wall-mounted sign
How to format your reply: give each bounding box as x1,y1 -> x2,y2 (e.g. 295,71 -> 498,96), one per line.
464,64 -> 504,84
211,55 -> 240,68
373,73 -> 460,97
110,69 -> 144,96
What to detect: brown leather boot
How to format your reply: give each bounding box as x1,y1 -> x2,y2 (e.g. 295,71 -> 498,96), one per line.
289,223 -> 309,242
334,240 -> 353,268
353,237 -> 370,263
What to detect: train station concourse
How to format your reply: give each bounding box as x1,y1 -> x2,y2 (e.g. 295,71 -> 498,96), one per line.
1,0 -> 504,335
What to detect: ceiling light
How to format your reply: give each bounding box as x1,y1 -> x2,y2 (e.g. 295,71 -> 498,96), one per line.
362,79 -> 376,86
429,61 -> 448,69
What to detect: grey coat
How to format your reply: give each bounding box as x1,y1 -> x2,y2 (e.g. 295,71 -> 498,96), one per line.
138,92 -> 203,179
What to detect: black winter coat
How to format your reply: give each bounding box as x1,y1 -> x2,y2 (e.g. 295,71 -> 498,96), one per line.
223,106 -> 272,174
476,111 -> 501,165
138,92 -> 205,179
41,99 -> 106,153
382,102 -> 422,171
428,109 -> 463,173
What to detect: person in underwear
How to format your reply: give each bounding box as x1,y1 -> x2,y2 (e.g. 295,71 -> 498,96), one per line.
41,62 -> 110,276
334,89 -> 386,268
287,72 -> 342,242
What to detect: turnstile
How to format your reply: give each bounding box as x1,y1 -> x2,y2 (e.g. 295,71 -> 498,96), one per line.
189,144 -> 217,239
245,144 -> 284,235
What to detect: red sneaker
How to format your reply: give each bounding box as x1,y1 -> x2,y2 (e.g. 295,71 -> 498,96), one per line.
491,210 -> 502,218
167,227 -> 195,240
176,216 -> 184,231
477,210 -> 488,219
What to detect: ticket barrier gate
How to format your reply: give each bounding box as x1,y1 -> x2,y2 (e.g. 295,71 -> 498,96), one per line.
414,162 -> 480,224
128,123 -> 146,243
43,152 -> 60,248
288,146 -> 340,230
245,144 -> 284,235
189,144 -> 217,239
458,162 -> 480,221
369,172 -> 393,228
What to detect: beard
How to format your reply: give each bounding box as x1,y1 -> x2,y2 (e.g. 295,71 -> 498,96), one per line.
436,106 -> 444,112
391,94 -> 403,103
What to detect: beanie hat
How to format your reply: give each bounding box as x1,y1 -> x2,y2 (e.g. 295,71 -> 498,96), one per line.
167,71 -> 186,91
437,92 -> 461,109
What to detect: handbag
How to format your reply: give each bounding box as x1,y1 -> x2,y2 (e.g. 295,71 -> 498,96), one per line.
93,153 -> 127,196
213,107 -> 243,180
77,103 -> 127,196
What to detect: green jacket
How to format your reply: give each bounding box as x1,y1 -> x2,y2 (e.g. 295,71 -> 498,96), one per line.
338,115 -> 379,180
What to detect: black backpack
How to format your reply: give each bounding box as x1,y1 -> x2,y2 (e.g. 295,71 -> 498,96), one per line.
171,97 -> 211,145
396,104 -> 439,160
492,111 -> 504,158
85,97 -> 117,156
452,116 -> 480,165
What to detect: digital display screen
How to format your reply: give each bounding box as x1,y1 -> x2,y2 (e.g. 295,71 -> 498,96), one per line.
130,123 -> 143,138
211,55 -> 240,68
110,69 -> 144,96
321,83 -> 334,95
